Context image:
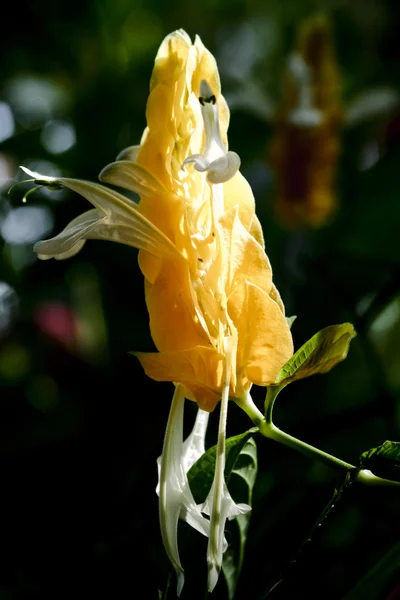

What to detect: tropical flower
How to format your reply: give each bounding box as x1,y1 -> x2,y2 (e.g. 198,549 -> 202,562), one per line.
269,15 -> 343,228
227,14 -> 399,229
22,29 -> 293,594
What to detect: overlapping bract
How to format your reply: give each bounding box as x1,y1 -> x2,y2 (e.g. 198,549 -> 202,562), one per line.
33,29 -> 293,411
27,29 -> 297,594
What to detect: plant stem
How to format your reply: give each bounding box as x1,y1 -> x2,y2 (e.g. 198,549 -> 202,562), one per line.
236,390 -> 400,487
237,391 -> 354,472
261,421 -> 355,471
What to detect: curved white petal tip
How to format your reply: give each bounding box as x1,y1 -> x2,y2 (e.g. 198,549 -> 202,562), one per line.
182,154 -> 209,173
176,570 -> 185,597
182,151 -> 240,184
207,152 -> 240,184
208,561 -> 220,593
20,165 -> 55,183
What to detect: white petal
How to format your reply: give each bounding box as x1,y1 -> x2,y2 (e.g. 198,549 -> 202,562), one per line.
182,154 -> 210,173
159,385 -> 211,597
23,169 -> 181,261
20,165 -> 56,184
182,408 -> 209,473
159,386 -> 186,594
207,152 -> 241,184
156,407 -> 210,496
202,481 -> 251,520
33,209 -> 105,260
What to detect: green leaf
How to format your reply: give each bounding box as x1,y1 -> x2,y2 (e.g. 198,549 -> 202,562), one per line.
187,427 -> 258,504
274,323 -> 356,387
359,440 -> 400,482
222,437 -> 258,600
187,430 -> 258,599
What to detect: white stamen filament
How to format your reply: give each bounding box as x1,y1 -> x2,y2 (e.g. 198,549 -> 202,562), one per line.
207,336 -> 233,591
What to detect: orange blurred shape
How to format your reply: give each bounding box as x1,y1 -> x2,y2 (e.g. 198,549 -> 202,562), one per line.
269,15 -> 343,229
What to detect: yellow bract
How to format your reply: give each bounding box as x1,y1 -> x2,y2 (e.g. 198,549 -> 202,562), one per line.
112,29 -> 294,411
32,29 -> 294,412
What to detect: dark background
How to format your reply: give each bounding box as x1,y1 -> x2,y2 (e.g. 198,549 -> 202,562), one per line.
1,0 -> 400,598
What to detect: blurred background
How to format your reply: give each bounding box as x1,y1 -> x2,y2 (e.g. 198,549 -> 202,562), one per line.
1,0 -> 400,598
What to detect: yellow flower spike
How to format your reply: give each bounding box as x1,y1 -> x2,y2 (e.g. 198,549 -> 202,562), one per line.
136,203 -> 294,411
24,30 -> 294,594
143,260 -> 211,354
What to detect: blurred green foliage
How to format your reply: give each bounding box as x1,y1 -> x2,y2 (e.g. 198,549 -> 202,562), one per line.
1,0 -> 400,598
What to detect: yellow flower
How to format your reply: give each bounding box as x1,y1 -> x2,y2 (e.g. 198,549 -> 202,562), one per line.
28,30 -> 292,410
136,204 -> 293,410
106,31 -> 293,411
25,29 -> 293,593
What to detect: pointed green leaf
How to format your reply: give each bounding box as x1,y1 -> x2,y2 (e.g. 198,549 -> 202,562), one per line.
359,440 -> 400,482
187,428 -> 258,504
222,437 -> 258,600
274,323 -> 356,387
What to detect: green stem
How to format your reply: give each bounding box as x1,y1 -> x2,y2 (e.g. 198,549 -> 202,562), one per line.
355,469 -> 400,486
236,390 -> 400,487
236,391 -> 353,471
260,421 -> 355,471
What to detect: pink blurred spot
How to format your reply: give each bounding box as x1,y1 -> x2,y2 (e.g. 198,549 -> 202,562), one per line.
34,302 -> 78,348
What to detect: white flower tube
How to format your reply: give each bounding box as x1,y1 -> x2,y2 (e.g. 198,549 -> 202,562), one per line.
158,384 -> 211,596
204,337 -> 251,592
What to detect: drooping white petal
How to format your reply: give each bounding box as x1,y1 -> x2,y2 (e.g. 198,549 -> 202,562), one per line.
156,407 -> 209,496
202,481 -> 251,520
183,152 -> 240,184
202,480 -> 251,592
182,408 -> 209,472
207,152 -> 241,184
159,385 -> 211,597
22,167 -> 181,261
33,209 -> 105,260
182,154 -> 210,173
